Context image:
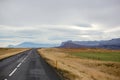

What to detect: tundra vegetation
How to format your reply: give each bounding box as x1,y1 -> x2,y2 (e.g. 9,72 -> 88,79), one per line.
0,48 -> 28,60
38,48 -> 120,80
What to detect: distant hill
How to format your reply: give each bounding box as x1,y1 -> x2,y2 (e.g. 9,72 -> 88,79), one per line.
98,38 -> 120,49
59,38 -> 120,49
8,42 -> 58,48
59,40 -> 87,48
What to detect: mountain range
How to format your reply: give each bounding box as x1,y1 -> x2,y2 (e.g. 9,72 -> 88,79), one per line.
8,42 -> 58,48
59,38 -> 120,49
8,38 -> 120,49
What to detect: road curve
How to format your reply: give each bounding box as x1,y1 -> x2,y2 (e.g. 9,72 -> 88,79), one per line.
0,49 -> 62,80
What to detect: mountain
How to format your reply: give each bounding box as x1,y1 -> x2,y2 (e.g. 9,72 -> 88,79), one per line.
98,38 -> 120,49
59,38 -> 120,49
8,42 -> 58,48
60,40 -> 87,48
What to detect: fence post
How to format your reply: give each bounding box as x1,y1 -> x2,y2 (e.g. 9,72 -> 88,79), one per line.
56,60 -> 58,69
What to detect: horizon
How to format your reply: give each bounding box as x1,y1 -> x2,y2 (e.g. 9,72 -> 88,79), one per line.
4,37 -> 120,48
0,0 -> 120,47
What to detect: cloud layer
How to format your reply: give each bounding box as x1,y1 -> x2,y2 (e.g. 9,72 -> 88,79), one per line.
0,0 -> 120,47
0,25 -> 120,47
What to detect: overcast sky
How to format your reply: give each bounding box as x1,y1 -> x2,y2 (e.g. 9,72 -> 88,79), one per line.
0,0 -> 120,47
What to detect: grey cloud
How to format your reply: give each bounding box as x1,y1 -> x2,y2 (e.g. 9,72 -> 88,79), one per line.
75,24 -> 92,27
0,40 -> 14,42
0,0 -> 120,47
0,0 -> 120,27
0,35 -> 16,38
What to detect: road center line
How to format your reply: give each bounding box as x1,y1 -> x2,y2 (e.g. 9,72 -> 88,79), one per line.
9,68 -> 18,76
5,50 -> 33,80
21,57 -> 27,62
17,63 -> 22,68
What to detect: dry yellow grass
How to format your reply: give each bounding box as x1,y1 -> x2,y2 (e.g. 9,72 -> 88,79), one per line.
60,48 -> 120,53
38,48 -> 120,80
0,48 -> 29,60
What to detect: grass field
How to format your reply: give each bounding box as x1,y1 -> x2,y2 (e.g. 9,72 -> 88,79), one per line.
38,48 -> 120,80
0,48 -> 28,60
69,52 -> 120,62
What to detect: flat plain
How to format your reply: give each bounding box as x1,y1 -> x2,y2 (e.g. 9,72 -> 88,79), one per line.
38,48 -> 120,80
0,48 -> 28,60
65,48 -> 120,62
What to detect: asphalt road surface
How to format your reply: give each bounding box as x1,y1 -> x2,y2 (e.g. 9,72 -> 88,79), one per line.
0,49 -> 62,80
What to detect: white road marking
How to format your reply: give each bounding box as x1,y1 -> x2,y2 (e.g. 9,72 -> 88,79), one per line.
9,68 -> 18,76
21,50 -> 32,63
17,63 -> 22,68
21,59 -> 24,63
21,57 -> 27,62
4,50 -> 33,80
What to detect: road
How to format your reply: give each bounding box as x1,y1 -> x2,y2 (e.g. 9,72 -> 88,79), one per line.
0,49 -> 62,80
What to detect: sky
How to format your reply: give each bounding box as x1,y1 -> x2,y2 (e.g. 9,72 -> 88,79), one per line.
0,0 -> 120,47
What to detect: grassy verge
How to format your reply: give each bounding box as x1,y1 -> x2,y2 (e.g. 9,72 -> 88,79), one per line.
0,48 -> 29,60
38,48 -> 120,80
69,52 -> 120,62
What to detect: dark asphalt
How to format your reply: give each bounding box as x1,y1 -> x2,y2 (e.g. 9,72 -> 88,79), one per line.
0,49 -> 62,80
